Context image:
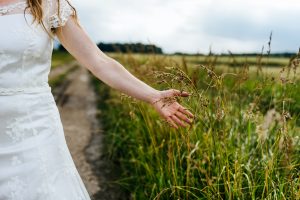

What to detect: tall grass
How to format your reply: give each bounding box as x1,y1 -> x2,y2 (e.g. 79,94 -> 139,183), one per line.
91,51 -> 300,200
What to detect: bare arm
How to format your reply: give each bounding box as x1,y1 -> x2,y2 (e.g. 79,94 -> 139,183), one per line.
55,20 -> 159,104
55,18 -> 194,129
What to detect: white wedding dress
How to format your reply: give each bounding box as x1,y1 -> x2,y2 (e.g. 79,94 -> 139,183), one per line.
0,0 -> 92,199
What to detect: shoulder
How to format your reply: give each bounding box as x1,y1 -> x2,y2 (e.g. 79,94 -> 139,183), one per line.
43,0 -> 75,14
43,0 -> 76,29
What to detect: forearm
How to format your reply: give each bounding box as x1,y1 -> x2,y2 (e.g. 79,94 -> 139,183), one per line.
56,20 -> 159,104
55,16 -> 193,129
88,52 -> 160,104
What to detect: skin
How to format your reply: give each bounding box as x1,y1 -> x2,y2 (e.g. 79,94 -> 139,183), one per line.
56,18 -> 194,129
0,0 -> 195,129
0,0 -> 17,5
56,17 -> 195,129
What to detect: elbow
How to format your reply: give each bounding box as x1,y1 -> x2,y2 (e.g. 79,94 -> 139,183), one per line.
89,53 -> 116,76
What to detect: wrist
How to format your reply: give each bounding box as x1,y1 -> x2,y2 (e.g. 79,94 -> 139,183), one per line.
147,89 -> 161,105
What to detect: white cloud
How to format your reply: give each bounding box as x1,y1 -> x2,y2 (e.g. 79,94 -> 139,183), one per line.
70,0 -> 300,53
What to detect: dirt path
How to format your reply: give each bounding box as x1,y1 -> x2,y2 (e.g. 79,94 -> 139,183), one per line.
55,65 -> 101,197
48,60 -> 77,79
51,63 -> 125,200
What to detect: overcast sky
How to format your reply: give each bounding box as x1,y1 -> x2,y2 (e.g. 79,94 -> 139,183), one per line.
70,0 -> 300,54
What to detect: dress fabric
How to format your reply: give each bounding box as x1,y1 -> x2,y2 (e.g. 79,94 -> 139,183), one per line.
0,0 -> 92,199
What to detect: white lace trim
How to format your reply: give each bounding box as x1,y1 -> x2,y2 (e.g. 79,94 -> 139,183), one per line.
49,0 -> 74,28
0,1 -> 27,16
0,85 -> 52,95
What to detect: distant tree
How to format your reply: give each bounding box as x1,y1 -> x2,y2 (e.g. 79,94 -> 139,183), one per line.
173,52 -> 204,56
58,44 -> 67,52
220,52 -> 295,58
57,42 -> 163,54
56,43 -> 295,58
97,42 -> 163,54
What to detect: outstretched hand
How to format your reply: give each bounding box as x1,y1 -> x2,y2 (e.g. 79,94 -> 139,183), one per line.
150,89 -> 194,129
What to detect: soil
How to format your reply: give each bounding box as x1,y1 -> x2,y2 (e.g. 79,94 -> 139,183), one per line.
49,63 -> 125,200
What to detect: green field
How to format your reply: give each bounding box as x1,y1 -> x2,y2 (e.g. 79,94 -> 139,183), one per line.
53,52 -> 300,200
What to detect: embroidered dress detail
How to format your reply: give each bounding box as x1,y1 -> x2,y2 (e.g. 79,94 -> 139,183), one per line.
0,1 -> 27,16
48,0 -> 75,28
0,0 -> 91,199
0,85 -> 51,95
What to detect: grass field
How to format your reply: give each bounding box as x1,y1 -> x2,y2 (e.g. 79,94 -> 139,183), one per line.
51,51 -> 74,69
53,51 -> 300,199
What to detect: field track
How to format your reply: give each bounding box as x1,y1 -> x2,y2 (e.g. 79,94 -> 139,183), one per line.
49,63 -> 124,200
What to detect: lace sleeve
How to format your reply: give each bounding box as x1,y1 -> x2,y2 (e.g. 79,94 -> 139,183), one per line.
47,0 -> 75,29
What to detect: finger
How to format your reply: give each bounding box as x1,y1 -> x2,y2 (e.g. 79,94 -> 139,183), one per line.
171,89 -> 181,97
166,116 -> 178,129
175,111 -> 193,124
179,106 -> 194,118
170,115 -> 187,128
180,91 -> 190,97
171,89 -> 190,97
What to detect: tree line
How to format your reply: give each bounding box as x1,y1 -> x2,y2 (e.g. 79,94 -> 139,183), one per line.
57,43 -> 296,58
58,42 -> 163,54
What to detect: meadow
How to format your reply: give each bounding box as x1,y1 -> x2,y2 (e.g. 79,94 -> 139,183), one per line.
53,51 -> 300,200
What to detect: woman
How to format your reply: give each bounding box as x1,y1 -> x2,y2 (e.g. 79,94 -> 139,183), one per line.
0,0 -> 194,199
